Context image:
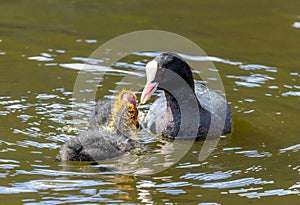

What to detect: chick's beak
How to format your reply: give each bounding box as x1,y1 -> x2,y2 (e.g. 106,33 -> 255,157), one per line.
140,82 -> 158,104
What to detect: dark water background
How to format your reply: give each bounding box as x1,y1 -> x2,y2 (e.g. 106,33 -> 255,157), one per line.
0,1 -> 299,204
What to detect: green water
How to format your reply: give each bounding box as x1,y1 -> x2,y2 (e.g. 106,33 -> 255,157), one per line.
0,0 -> 299,204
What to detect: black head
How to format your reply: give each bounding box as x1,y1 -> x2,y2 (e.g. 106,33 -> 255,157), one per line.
141,52 -> 195,104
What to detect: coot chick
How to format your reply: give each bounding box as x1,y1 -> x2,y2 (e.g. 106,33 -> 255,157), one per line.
89,90 -> 137,128
59,91 -> 139,161
141,53 -> 232,140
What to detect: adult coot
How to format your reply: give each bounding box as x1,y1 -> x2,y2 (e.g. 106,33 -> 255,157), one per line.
59,90 -> 139,161
141,52 -> 232,140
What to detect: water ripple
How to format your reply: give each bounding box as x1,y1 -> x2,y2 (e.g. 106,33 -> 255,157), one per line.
155,182 -> 190,188
289,182 -> 300,189
198,177 -> 273,189
239,64 -> 276,72
28,56 -> 54,62
60,63 -> 144,77
16,168 -> 104,177
292,22 -> 300,28
17,140 -> 59,149
239,188 -> 299,199
180,171 -> 240,181
72,56 -> 104,64
279,144 -> 300,153
25,195 -> 123,204
7,179 -> 114,193
281,91 -> 300,97
36,94 -> 58,100
158,189 -> 185,195
228,74 -> 274,88
235,150 -> 272,158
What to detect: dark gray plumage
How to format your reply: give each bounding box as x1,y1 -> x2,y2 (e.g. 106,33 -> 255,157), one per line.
59,91 -> 138,162
59,129 -> 135,161
89,99 -> 112,128
141,52 -> 232,140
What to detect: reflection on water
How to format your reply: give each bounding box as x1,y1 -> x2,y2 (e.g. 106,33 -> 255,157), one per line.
1,49 -> 299,204
292,22 -> 300,28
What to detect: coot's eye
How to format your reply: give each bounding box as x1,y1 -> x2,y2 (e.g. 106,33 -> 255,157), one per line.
159,68 -> 166,74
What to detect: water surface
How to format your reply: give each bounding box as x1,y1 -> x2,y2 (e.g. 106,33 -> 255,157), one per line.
0,0 -> 299,204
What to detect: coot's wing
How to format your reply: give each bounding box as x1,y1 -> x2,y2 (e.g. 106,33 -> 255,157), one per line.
194,82 -> 232,135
